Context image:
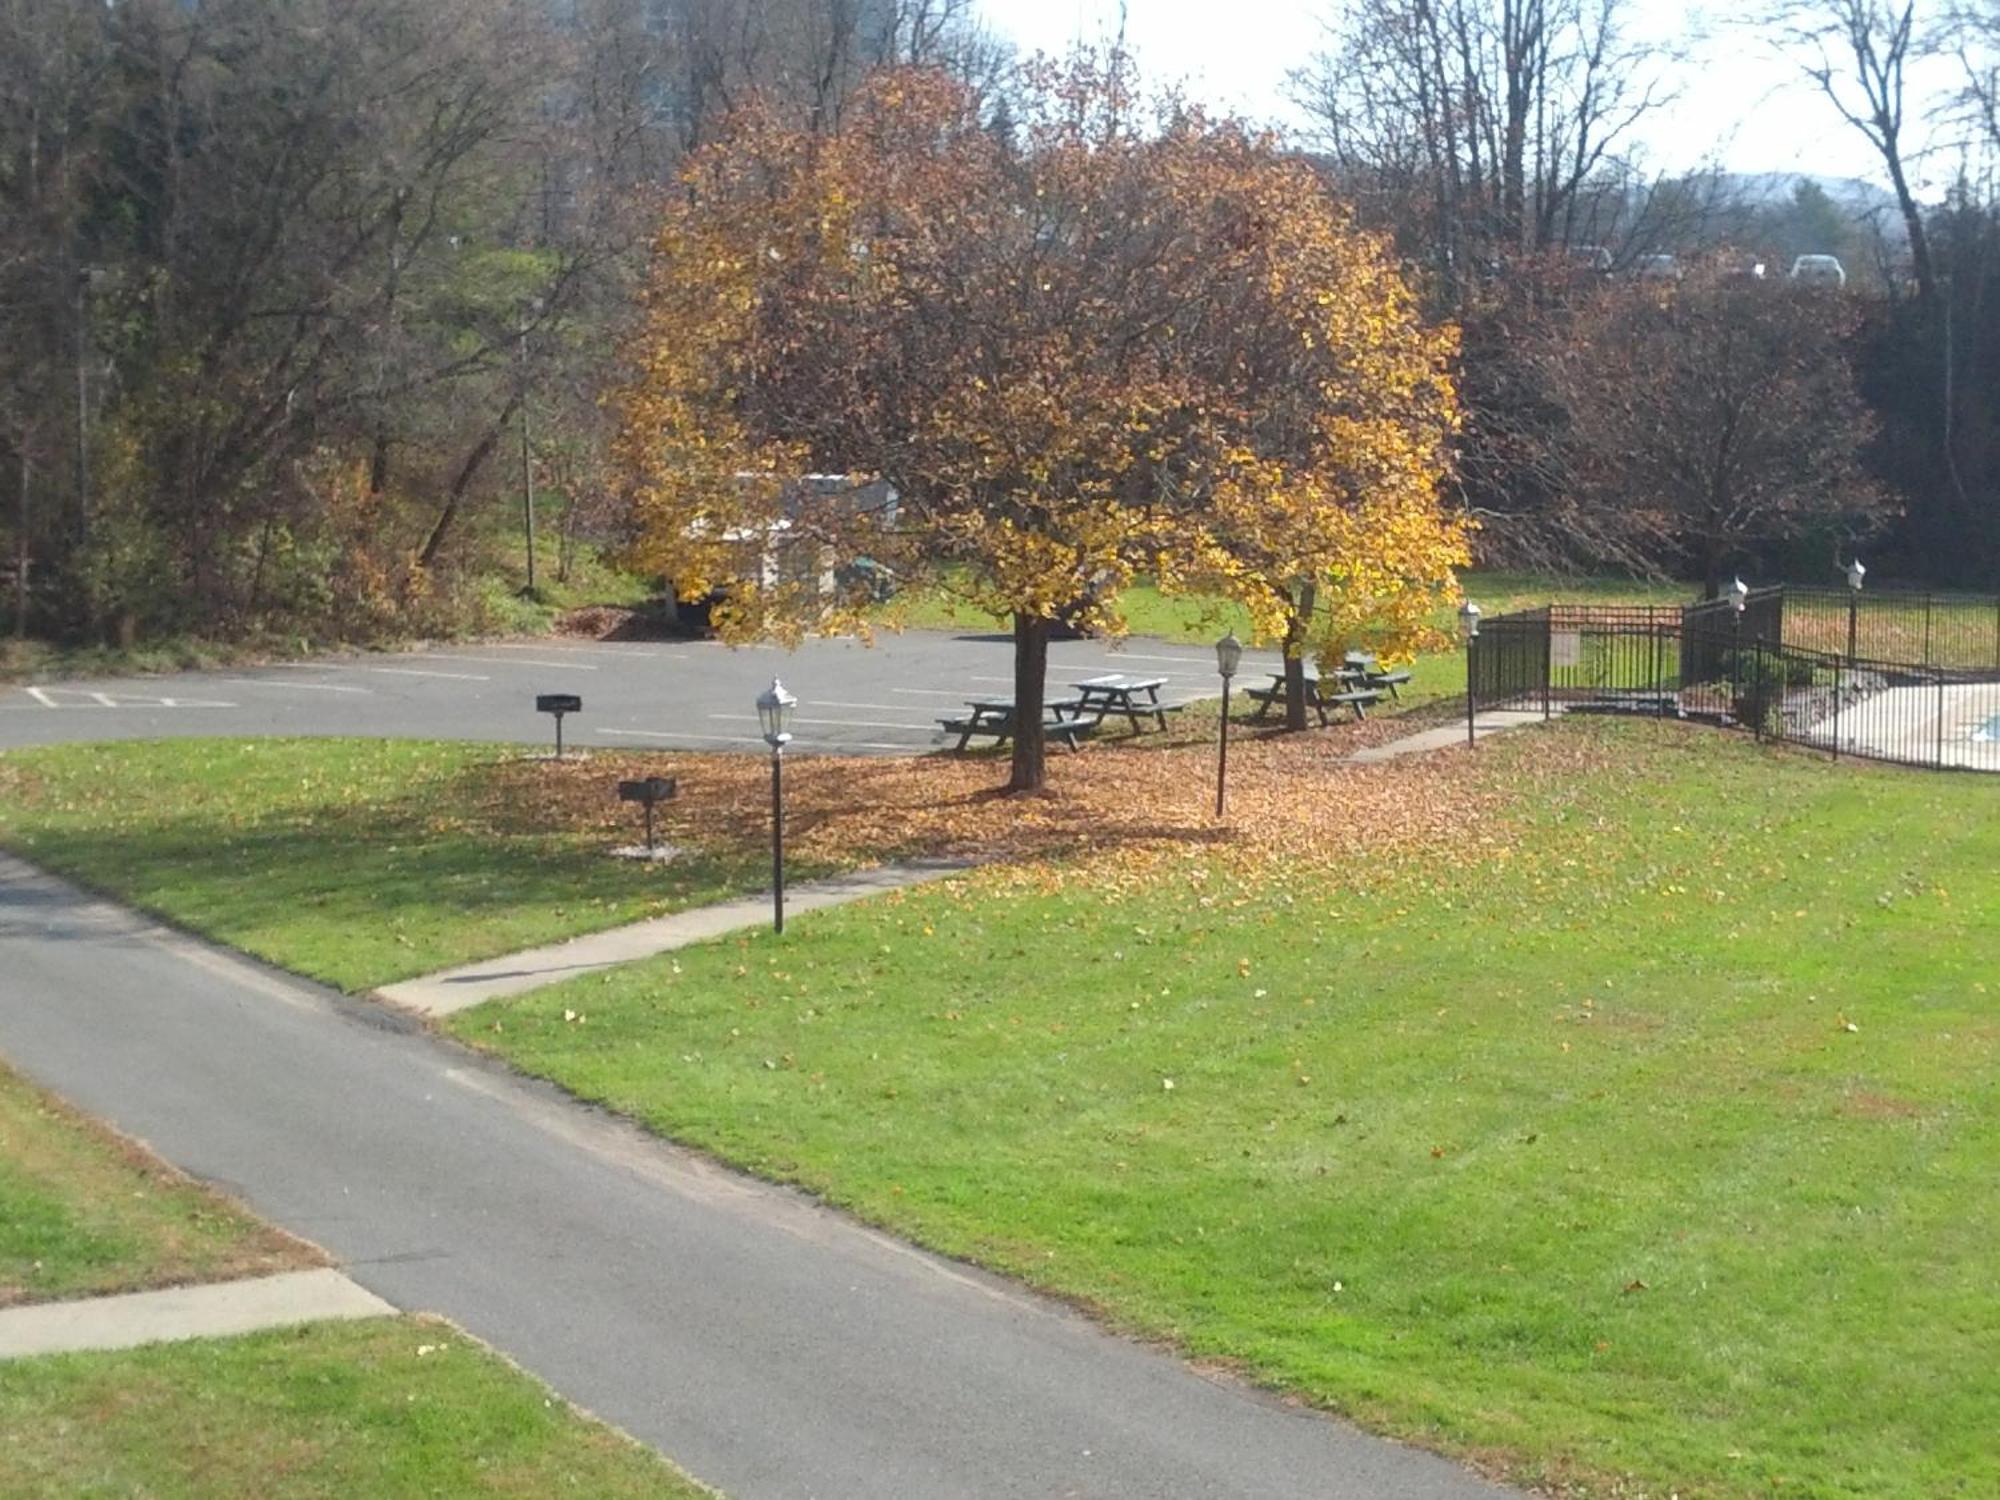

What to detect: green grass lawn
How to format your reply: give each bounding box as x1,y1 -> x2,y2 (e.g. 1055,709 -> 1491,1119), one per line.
0,1062 -> 315,1308
0,1315 -> 711,1497
0,739 -> 787,992
451,720 -> 1999,1499
884,568 -> 1692,645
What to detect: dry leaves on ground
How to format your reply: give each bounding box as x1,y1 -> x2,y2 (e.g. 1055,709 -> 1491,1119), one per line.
472,710 -> 1614,896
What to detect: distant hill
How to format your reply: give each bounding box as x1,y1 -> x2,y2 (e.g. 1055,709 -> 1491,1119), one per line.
1724,172 -> 1908,243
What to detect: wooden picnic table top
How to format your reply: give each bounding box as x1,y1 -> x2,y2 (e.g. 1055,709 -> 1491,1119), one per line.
1263,666 -> 1367,686
1071,674 -> 1167,694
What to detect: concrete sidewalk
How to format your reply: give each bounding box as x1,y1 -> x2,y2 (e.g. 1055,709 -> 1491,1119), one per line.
1348,709 -> 1546,763
0,1269 -> 393,1360
375,860 -> 970,1016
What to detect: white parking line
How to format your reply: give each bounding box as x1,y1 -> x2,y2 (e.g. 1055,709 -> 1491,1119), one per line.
1093,650 -> 1280,667
494,640 -> 690,655
708,713 -> 933,732
367,667 -> 491,682
603,727 -> 759,745
413,653 -> 600,671
890,688 -> 976,698
14,688 -> 237,710
601,727 -> 922,752
214,677 -> 372,695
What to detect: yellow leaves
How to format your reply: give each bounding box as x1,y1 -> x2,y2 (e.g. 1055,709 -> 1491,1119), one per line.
616,62 -> 1463,683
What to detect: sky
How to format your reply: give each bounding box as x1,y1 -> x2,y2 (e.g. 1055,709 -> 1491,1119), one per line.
977,0 -> 1965,194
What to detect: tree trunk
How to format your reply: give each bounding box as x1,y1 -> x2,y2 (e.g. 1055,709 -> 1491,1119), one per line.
417,393 -> 521,570
1008,610 -> 1049,793
14,442 -> 30,640
1282,580 -> 1317,731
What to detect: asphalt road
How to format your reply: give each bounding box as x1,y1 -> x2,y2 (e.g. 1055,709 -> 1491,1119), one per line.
0,856 -> 1517,1500
0,631 -> 1289,755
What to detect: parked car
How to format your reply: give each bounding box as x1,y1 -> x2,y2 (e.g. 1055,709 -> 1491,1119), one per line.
1567,244 -> 1614,274
1789,253 -> 1847,287
1634,253 -> 1682,282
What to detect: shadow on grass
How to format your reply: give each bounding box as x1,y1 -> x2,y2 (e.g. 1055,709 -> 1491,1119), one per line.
2,766 -> 776,992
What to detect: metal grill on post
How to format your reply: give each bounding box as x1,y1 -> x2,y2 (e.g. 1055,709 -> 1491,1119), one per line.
617,776 -> 678,853
536,694 -> 582,759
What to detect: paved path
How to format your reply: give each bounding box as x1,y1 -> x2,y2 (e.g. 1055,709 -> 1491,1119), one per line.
0,853 -> 1515,1500
0,1269 -> 393,1360
377,861 -> 971,1016
0,632 -> 1278,758
1348,710 -> 1547,763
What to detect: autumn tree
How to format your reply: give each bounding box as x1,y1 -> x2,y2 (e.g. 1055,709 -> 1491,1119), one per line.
617,56 -> 1467,785
1546,268 -> 1890,594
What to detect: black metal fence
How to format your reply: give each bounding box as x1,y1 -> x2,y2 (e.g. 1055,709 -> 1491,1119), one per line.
1470,586 -> 2000,773
1780,586 -> 2000,672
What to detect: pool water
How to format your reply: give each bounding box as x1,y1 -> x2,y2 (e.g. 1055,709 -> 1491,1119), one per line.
1974,714 -> 2000,743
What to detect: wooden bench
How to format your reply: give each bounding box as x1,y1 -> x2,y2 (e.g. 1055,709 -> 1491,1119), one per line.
939,698 -> 1094,753
1243,681 -> 1384,726
938,715 -> 1096,753
1361,668 -> 1412,700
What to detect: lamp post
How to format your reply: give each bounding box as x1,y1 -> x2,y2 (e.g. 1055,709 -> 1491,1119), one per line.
1460,600 -> 1481,749
1845,557 -> 1865,665
756,679 -> 797,933
1728,576 -> 1749,731
1214,630 -> 1243,818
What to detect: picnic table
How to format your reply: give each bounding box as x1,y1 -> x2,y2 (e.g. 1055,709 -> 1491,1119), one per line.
1245,665 -> 1381,726
938,695 -> 1093,753
1070,674 -> 1174,733
1341,651 -> 1412,700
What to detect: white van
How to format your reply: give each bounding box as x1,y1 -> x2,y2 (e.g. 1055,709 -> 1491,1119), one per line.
1789,254 -> 1847,287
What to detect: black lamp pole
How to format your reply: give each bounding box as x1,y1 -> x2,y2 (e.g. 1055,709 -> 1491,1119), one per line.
1214,632 -> 1242,818
770,743 -> 785,933
1846,558 -> 1864,666
757,679 -> 797,934
1461,602 -> 1481,749
1216,678 -> 1232,817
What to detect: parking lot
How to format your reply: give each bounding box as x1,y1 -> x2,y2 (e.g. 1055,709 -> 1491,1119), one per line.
0,630 -> 1282,755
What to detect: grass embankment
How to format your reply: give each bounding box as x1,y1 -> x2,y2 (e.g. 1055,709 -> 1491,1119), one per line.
452,720 -> 1999,1499
0,1316 -> 711,1498
885,569 -> 1690,642
0,547 -> 655,685
0,739 -> 798,992
0,1061 -> 315,1307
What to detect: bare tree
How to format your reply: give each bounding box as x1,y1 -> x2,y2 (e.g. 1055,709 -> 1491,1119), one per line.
1769,1 -> 1937,303
1293,0 -> 1675,299
1546,270 -> 1891,593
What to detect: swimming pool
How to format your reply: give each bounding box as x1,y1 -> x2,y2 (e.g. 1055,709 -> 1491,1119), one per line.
1975,714 -> 2000,743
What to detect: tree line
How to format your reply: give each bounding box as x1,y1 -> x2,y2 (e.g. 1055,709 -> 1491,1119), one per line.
1292,0 -> 2000,591
3,0 -> 1997,662
0,0 -> 997,642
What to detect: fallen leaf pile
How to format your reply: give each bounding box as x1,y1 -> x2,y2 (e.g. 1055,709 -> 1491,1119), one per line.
465,707 -> 1613,893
